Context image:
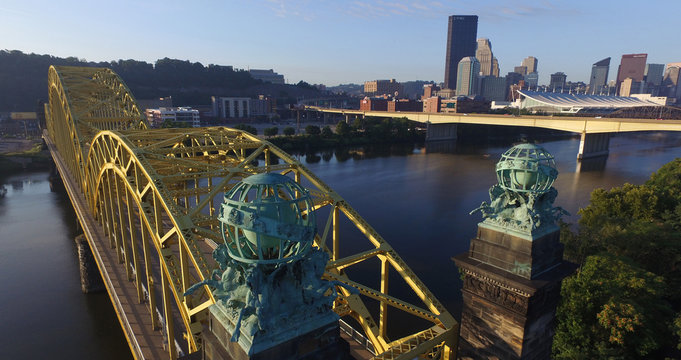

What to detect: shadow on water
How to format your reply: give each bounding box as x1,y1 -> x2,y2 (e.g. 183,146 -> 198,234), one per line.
0,170 -> 131,360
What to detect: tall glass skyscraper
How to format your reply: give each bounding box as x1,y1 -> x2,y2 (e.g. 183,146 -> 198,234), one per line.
456,57 -> 480,96
589,57 -> 610,94
444,15 -> 478,90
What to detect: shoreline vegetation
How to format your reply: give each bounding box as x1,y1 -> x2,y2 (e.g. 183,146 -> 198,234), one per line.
0,139 -> 51,173
245,117 -> 424,152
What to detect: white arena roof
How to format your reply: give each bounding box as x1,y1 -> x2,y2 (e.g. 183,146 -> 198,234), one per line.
518,90 -> 662,111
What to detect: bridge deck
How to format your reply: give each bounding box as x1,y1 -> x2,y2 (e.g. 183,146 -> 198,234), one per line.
309,107 -> 681,134
45,133 -> 166,360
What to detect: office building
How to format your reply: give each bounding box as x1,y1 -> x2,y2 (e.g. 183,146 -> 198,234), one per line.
514,66 -> 528,76
360,97 -> 388,111
524,72 -> 539,88
475,38 -> 495,77
619,78 -> 644,97
663,63 -> 681,100
491,58 -> 500,77
616,54 -> 647,94
423,84 -> 440,99
364,79 -> 403,97
589,58 -> 610,94
550,72 -> 567,91
211,96 -> 273,119
522,57 -> 538,74
506,72 -> 524,86
387,99 -> 422,112
423,96 -> 441,113
645,64 -> 665,86
444,15 -> 478,90
145,107 -> 200,128
456,57 -> 480,96
480,76 -> 507,102
249,69 -> 285,84
440,97 -> 490,113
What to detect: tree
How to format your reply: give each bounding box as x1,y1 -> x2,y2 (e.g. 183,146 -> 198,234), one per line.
335,121 -> 350,137
321,126 -> 333,138
305,125 -> 320,135
283,127 -> 295,136
553,254 -> 672,359
263,127 -> 278,137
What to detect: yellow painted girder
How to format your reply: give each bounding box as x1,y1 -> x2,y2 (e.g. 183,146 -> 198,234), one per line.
47,65 -> 458,360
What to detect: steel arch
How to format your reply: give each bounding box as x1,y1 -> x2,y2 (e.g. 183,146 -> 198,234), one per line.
47,65 -> 458,359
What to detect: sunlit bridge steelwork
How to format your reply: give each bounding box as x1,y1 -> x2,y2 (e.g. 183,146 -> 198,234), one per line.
45,65 -> 458,359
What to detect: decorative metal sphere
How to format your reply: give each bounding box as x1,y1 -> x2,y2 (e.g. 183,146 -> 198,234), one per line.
219,173 -> 317,265
495,143 -> 557,194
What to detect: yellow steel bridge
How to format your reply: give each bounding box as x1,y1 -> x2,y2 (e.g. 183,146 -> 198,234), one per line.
45,65 -> 457,359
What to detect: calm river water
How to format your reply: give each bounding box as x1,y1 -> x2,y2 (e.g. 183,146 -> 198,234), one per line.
1,131 -> 680,357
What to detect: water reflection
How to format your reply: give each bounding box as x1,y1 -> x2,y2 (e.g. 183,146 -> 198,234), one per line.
575,155 -> 608,172
0,172 -> 131,359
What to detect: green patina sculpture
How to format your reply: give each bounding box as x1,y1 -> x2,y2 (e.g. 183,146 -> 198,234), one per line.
471,143 -> 568,238
186,173 -> 346,355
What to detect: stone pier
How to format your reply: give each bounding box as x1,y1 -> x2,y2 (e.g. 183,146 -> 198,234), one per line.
203,305 -> 349,360
453,225 -> 574,359
454,143 -> 575,359
74,234 -> 104,293
577,132 -> 610,159
426,123 -> 458,141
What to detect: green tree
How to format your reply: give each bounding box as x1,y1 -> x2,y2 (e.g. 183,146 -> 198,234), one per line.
675,312 -> 681,350
305,125 -> 320,135
283,126 -> 295,136
321,126 -> 333,138
263,127 -> 278,137
553,254 -> 672,359
335,121 -> 350,137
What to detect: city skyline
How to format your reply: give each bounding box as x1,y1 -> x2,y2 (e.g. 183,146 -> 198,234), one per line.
1,0 -> 680,86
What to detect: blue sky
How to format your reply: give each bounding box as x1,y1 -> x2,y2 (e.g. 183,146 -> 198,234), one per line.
2,0 -> 679,86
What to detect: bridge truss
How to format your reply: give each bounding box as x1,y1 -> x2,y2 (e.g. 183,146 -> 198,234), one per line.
46,65 -> 457,359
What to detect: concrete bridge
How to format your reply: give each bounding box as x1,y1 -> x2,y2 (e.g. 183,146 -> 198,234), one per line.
306,106 -> 681,160
45,65 -> 457,359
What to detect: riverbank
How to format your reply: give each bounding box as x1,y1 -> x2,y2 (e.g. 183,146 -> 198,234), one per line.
0,138 -> 51,173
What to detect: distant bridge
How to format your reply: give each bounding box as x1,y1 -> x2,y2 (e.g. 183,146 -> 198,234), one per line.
307,106 -> 681,159
45,66 -> 457,359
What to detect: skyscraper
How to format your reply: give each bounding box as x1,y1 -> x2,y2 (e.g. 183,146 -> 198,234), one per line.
524,72 -> 539,87
644,64 -> 665,86
522,56 -> 538,74
475,38 -> 494,77
589,57 -> 610,94
663,63 -> 681,100
644,64 -> 665,95
456,57 -> 480,96
514,66 -> 528,76
616,54 -> 647,95
444,15 -> 478,90
550,72 -> 567,91
491,58 -> 500,77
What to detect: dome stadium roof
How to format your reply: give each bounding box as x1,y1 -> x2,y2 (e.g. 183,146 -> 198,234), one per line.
518,90 -> 662,110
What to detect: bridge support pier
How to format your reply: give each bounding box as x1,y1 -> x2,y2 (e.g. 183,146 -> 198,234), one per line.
453,225 -> 575,359
74,234 -> 104,293
426,123 -> 458,141
48,159 -> 64,193
577,132 -> 610,160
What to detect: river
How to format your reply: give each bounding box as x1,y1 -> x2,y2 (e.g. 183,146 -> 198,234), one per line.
1,131 -> 680,357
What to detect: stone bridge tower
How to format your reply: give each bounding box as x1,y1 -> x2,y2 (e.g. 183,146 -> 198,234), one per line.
454,144 -> 575,359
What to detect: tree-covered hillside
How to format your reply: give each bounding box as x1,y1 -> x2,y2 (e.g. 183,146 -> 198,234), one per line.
0,50 -> 319,111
